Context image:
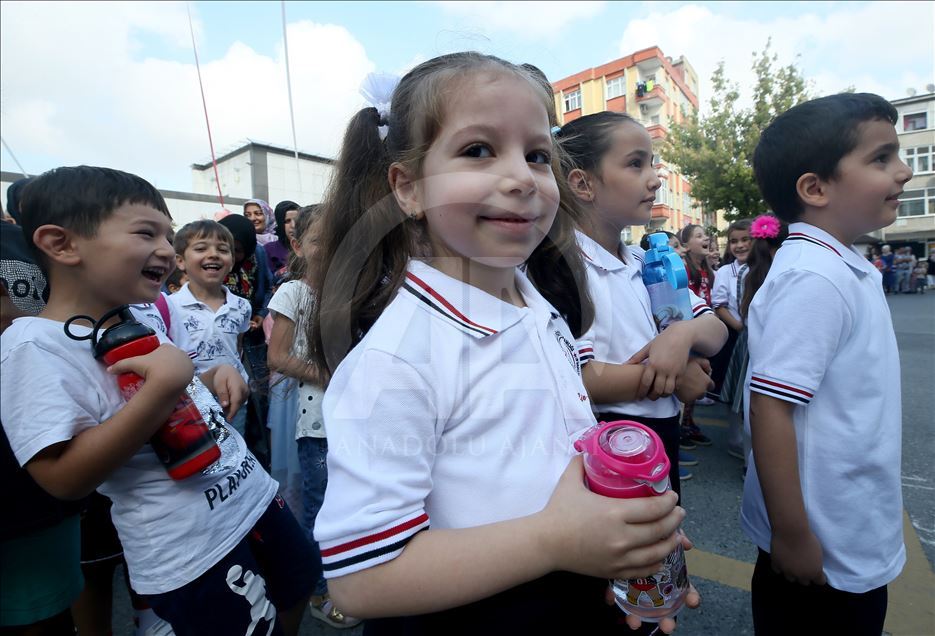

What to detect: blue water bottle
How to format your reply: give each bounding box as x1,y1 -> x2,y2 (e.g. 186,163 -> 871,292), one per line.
641,233 -> 694,331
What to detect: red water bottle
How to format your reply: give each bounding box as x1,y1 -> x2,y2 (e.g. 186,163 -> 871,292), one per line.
80,306 -> 220,479
574,420 -> 690,622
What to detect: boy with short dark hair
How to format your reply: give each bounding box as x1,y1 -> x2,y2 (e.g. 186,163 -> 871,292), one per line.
744,94 -> 912,635
169,220 -> 252,435
1,166 -> 316,635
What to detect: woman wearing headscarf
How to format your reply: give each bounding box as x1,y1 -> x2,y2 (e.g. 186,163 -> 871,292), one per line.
268,200 -> 301,278
218,214 -> 273,466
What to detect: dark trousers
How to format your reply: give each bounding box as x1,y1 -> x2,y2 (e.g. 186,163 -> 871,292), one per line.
752,549 -> 887,636
593,412 -> 681,501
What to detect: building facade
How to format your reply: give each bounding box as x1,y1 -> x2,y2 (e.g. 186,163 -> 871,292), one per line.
552,46 -> 703,246
2,142 -> 335,228
882,92 -> 935,256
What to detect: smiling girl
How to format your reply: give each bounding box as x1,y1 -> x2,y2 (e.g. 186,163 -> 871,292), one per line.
305,53 -> 697,633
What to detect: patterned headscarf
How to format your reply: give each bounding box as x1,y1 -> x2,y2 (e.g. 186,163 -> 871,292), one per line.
244,199 -> 276,245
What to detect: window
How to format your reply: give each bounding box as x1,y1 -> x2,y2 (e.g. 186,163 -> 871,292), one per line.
650,114 -> 661,125
655,178 -> 672,208
899,188 -> 934,217
563,89 -> 581,112
902,146 -> 933,173
903,112 -> 928,131
620,226 -> 632,244
606,75 -> 625,100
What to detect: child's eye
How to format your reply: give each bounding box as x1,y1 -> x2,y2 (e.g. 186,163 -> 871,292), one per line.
629,159 -> 643,168
463,144 -> 493,158
136,230 -> 154,238
874,154 -> 890,164
527,149 -> 551,165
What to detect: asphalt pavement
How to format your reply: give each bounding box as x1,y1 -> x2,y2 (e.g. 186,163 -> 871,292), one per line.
109,292 -> 935,636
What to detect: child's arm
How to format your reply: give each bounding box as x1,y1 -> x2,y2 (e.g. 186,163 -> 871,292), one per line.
198,364 -> 249,418
749,393 -> 826,585
714,306 -> 744,332
267,312 -> 321,384
674,357 -> 713,404
628,314 -> 727,399
327,456 -> 685,618
25,344 -> 195,500
580,361 -> 651,403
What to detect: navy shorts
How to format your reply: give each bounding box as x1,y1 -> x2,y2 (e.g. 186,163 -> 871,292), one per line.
143,496 -> 316,636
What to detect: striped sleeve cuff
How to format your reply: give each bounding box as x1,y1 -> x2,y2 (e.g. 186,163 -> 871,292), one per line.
320,511 -> 430,578
692,302 -> 714,318
749,374 -> 814,405
576,340 -> 595,365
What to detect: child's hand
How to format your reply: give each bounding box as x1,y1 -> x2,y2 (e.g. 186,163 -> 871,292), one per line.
210,364 -> 249,418
627,323 -> 693,400
107,343 -> 194,397
674,358 -> 714,404
249,315 -> 264,331
770,527 -> 827,586
538,455 -> 685,581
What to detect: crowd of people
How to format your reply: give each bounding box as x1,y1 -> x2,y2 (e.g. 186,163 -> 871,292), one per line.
0,52 -> 914,636
868,244 -> 935,294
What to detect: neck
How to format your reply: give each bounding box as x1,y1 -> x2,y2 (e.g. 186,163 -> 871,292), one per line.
689,252 -> 706,267
585,211 -> 624,257
426,257 -> 524,307
797,210 -> 859,247
39,273 -> 142,327
187,280 -> 226,304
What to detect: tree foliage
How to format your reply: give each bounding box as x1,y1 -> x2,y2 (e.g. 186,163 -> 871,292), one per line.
665,40 -> 810,222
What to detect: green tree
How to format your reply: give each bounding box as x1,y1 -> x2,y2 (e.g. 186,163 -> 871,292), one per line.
665,40 -> 810,222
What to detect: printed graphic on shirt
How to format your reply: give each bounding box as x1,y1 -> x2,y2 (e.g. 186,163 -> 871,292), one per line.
554,329 -> 580,374
225,565 -> 276,636
0,259 -> 47,315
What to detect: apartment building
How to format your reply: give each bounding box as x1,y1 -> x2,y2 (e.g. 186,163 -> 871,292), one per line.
552,46 -> 702,246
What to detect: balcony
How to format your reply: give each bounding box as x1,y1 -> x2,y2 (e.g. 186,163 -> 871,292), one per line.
636,84 -> 666,108
646,123 -> 668,141
635,53 -> 664,76
651,203 -> 673,220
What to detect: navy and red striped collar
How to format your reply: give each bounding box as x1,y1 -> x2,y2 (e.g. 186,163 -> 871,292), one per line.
400,260 -> 552,339
783,223 -> 873,275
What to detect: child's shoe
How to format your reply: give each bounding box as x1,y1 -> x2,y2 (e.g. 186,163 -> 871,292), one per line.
309,594 -> 362,630
679,466 -> 693,482
682,423 -> 712,446
679,450 -> 699,467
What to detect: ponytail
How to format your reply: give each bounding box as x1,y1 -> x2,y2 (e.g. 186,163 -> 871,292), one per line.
739,221 -> 789,321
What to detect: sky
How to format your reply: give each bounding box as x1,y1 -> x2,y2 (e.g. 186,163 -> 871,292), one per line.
1,1 -> 933,192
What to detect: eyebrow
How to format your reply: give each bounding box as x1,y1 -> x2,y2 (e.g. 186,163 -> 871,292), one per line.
867,142 -> 899,157
450,123 -> 551,147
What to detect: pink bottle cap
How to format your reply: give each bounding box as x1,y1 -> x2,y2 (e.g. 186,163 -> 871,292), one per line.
575,421 -> 670,494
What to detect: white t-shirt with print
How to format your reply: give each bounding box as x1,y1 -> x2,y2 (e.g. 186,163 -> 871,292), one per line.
267,280 -> 326,439
167,283 -> 252,382
0,317 -> 278,594
574,231 -> 714,419
741,222 -> 905,593
314,260 -> 597,579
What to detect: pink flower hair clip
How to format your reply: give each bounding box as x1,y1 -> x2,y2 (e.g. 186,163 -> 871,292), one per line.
750,214 -> 781,240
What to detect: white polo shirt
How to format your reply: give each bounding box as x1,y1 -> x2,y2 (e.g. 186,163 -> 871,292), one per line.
314,260 -> 597,578
712,260 -> 747,324
574,231 -> 713,419
741,222 -> 905,593
167,283 -> 252,382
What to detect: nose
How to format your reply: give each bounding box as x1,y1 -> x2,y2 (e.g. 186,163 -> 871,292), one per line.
649,170 -> 662,193
897,157 -> 913,184
499,152 -> 538,197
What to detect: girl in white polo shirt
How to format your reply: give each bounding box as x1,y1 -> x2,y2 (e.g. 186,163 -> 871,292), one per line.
306,54 -> 698,634
555,111 -> 728,497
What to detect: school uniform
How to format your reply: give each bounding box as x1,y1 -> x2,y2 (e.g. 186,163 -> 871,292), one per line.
315,260 -> 623,634
709,260 -> 747,396
574,232 -> 712,496
742,223 -> 904,634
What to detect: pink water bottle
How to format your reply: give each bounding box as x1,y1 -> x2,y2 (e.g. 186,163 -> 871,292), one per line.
574,420 -> 690,622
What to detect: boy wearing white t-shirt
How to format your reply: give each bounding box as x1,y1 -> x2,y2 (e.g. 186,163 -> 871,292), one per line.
744,94 -> 912,634
168,220 -> 253,434
0,167 -> 317,636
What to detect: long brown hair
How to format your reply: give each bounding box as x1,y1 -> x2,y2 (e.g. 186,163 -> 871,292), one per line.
679,224 -> 714,290
309,52 -> 593,377
740,219 -> 789,321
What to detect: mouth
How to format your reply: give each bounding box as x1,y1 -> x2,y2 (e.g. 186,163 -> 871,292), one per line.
641,196 -> 657,205
202,263 -> 223,272
142,266 -> 167,283
479,213 -> 537,226
885,191 -> 903,203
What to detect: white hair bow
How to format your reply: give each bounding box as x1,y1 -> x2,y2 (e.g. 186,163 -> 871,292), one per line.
360,72 -> 400,141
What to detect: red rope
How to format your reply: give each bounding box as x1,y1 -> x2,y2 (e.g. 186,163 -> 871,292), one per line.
187,2 -> 224,208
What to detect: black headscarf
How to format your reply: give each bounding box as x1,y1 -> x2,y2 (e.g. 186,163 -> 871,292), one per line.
219,213 -> 257,266
273,200 -> 299,246
6,177 -> 33,225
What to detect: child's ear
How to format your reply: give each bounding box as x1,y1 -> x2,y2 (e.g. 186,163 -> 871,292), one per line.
796,172 -> 830,209
388,162 -> 424,220
566,168 -> 594,203
32,225 -> 80,266
175,253 -> 186,272
290,236 -> 301,253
